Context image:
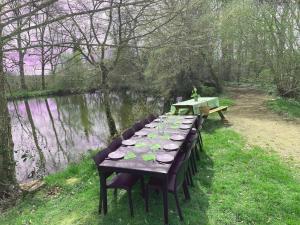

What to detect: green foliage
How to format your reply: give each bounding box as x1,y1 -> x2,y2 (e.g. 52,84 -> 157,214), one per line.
145,47 -> 202,99
1,124 -> 299,225
218,0 -> 300,97
51,52 -> 99,91
267,98 -> 300,119
200,86 -> 217,97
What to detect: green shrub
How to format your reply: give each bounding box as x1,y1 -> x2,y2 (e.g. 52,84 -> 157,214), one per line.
200,85 -> 217,96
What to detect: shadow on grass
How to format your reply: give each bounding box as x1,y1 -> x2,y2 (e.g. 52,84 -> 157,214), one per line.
98,149 -> 214,225
202,118 -> 225,134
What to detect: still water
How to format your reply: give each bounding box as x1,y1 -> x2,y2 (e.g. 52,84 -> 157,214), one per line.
9,92 -> 164,182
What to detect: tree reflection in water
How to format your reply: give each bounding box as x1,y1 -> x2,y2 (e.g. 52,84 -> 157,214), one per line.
9,92 -> 163,182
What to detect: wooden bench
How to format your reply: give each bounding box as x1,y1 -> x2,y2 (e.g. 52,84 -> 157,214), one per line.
203,106 -> 229,122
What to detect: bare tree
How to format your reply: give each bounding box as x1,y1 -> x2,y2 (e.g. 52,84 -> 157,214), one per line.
59,0 -> 181,87
0,0 -> 181,197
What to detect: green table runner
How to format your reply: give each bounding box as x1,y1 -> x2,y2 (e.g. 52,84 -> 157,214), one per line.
171,97 -> 219,115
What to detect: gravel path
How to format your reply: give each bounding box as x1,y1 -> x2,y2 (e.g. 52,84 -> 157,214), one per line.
226,87 -> 300,168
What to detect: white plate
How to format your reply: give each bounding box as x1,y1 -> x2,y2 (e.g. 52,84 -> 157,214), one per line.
179,125 -> 190,130
122,139 -> 137,146
108,151 -> 125,160
135,131 -> 148,136
145,123 -> 157,128
182,120 -> 193,124
184,116 -> 194,119
156,154 -> 174,163
170,134 -> 185,141
163,143 -> 179,151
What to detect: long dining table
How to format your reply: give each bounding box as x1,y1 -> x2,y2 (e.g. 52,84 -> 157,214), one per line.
99,115 -> 197,225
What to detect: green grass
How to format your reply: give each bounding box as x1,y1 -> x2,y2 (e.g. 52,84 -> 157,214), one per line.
1,120 -> 299,225
218,97 -> 235,107
267,98 -> 300,119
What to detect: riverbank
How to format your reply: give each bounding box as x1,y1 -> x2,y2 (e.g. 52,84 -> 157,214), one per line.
1,119 -> 299,225
6,87 -> 99,101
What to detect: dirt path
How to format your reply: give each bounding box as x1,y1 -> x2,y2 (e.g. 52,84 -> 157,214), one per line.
225,87 -> 300,167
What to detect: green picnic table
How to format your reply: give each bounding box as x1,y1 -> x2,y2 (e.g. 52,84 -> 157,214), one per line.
171,97 -> 220,115
171,97 -> 229,122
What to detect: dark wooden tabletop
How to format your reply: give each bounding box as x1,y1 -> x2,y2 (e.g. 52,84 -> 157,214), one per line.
99,115 -> 197,176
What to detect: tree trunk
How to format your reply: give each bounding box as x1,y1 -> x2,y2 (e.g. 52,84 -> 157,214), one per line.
41,62 -> 46,90
17,27 -> 27,90
41,33 -> 46,90
0,39 -> 18,197
221,41 -> 232,81
100,63 -> 109,88
103,90 -> 117,137
200,51 -> 223,93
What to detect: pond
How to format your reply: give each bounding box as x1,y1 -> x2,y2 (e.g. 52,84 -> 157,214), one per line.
9,92 -> 165,182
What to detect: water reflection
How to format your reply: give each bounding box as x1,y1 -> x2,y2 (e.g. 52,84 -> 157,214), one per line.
9,92 -> 163,182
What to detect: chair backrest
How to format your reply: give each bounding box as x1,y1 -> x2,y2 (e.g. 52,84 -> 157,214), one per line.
93,148 -> 110,170
140,118 -> 149,127
133,122 -> 143,132
107,137 -> 122,152
122,128 -> 134,140
93,148 -> 114,178
174,145 -> 192,190
195,115 -> 204,130
147,114 -> 157,123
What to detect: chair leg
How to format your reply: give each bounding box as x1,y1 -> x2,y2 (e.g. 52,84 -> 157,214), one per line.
127,190 -> 134,217
182,179 -> 190,200
187,166 -> 194,187
190,150 -> 197,175
191,150 -> 198,174
174,192 -> 184,221
99,190 -> 102,214
186,172 -> 191,185
198,130 -> 203,151
140,177 -> 145,198
145,185 -> 149,212
195,142 -> 200,160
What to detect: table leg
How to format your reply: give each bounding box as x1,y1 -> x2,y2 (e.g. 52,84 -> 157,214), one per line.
162,176 -> 169,225
217,111 -> 225,120
100,173 -> 107,214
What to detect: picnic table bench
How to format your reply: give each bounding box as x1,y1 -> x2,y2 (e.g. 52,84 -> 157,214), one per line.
203,105 -> 228,122
171,97 -> 229,122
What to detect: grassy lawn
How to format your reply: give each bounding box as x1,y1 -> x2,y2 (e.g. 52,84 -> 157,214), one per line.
266,98 -> 300,119
1,119 -> 299,225
218,97 -> 235,107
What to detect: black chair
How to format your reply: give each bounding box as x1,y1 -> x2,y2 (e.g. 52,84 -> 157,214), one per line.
187,132 -> 199,175
140,118 -> 149,127
147,114 -> 157,123
93,137 -> 144,216
122,128 -> 135,140
104,173 -> 143,217
107,137 -> 122,152
145,146 -> 192,221
133,122 -> 144,132
195,115 -> 204,152
93,148 -> 113,213
169,142 -> 195,187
